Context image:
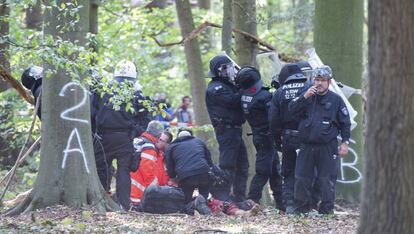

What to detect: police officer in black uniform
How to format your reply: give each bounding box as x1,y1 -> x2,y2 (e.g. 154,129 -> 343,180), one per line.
21,66 -> 43,119
91,60 -> 151,210
236,66 -> 284,210
269,63 -> 310,213
205,55 -> 249,202
289,65 -> 351,214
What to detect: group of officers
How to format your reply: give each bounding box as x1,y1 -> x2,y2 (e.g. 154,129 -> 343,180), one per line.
206,55 -> 350,215
20,53 -> 351,215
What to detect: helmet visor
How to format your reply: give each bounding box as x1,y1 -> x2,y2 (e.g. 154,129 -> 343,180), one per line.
29,66 -> 43,80
218,62 -> 236,81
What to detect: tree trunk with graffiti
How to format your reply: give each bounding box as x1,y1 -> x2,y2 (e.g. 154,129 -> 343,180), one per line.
314,0 -> 364,202
6,0 -> 118,216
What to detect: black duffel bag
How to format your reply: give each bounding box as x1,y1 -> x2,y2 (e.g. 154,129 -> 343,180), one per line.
140,185 -> 185,214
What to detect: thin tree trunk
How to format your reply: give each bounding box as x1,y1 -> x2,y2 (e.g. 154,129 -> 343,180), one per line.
7,0 -> 118,215
197,0 -> 210,9
314,0 -> 364,202
25,0 -> 42,30
175,0 -> 210,127
90,1 -> 99,53
358,0 -> 414,233
233,0 -> 272,206
222,0 -> 233,56
0,0 -> 9,92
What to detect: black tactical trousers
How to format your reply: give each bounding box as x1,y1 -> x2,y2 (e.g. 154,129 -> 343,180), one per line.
281,133 -> 300,207
294,139 -> 340,214
94,132 -> 133,210
248,134 -> 283,209
179,173 -> 211,204
215,127 -> 249,202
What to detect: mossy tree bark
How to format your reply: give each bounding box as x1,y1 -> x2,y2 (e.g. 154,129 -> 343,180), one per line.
314,0 -> 364,202
6,0 -> 118,216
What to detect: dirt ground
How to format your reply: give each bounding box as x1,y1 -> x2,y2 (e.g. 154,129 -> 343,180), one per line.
0,205 -> 359,233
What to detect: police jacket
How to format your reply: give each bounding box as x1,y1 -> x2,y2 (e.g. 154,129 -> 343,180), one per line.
206,78 -> 245,126
269,80 -> 309,139
165,136 -> 213,181
289,90 -> 351,144
241,88 -> 272,135
130,132 -> 165,203
90,90 -> 151,136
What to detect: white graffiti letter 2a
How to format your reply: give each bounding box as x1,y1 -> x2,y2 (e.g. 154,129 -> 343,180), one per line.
61,128 -> 90,174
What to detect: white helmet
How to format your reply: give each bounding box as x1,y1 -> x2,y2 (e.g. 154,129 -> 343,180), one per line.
114,60 -> 137,79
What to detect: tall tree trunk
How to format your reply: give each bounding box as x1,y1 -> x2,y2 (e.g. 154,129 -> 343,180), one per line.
0,0 -> 9,92
175,0 -> 210,127
197,0 -> 210,9
233,0 -> 273,206
359,0 -> 414,233
314,0 -> 364,202
25,0 -> 42,30
197,0 -> 212,53
90,0 -> 99,53
292,0 -> 309,54
221,0 -> 233,56
6,0 -> 118,216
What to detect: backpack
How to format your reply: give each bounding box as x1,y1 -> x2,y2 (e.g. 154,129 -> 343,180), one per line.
140,185 -> 185,214
130,137 -> 155,172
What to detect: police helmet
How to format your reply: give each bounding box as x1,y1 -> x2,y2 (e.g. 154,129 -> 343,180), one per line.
114,60 -> 137,81
21,66 -> 43,90
296,61 -> 313,80
208,55 -> 233,78
235,66 -> 262,94
278,63 -> 306,85
312,65 -> 333,80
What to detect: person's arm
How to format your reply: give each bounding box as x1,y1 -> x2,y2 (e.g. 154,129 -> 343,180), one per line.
139,149 -> 158,186
288,86 -> 315,117
337,98 -> 352,156
164,145 -> 177,178
201,141 -> 213,167
207,83 -> 241,108
269,90 -> 283,145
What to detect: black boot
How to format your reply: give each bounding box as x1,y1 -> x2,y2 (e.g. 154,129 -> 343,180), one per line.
194,195 -> 212,215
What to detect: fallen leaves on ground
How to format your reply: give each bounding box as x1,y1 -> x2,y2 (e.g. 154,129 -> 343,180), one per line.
0,205 -> 359,233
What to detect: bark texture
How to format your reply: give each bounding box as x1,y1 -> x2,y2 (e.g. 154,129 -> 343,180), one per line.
358,0 -> 414,233
6,0 -> 118,215
0,0 -> 9,91
175,0 -> 210,126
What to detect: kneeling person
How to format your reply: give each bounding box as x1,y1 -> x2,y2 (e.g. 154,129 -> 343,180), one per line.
165,129 -> 214,205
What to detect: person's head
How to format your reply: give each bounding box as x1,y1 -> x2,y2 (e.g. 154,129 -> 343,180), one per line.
277,63 -> 306,86
235,66 -> 262,94
146,120 -> 164,138
21,66 -> 43,90
312,65 -> 333,95
181,96 -> 191,108
156,131 -> 173,151
208,55 -> 236,82
114,60 -> 137,82
296,61 -> 313,80
177,128 -> 193,138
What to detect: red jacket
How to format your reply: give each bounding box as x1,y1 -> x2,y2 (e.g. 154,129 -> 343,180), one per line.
130,132 -> 170,204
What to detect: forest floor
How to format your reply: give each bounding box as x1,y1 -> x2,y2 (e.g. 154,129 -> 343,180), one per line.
0,204 -> 359,233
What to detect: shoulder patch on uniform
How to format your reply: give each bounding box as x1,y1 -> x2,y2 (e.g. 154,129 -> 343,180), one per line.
214,85 -> 223,91
341,107 -> 349,116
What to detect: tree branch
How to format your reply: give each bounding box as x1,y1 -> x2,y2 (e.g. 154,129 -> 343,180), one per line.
151,21 -> 276,51
0,66 -> 34,104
